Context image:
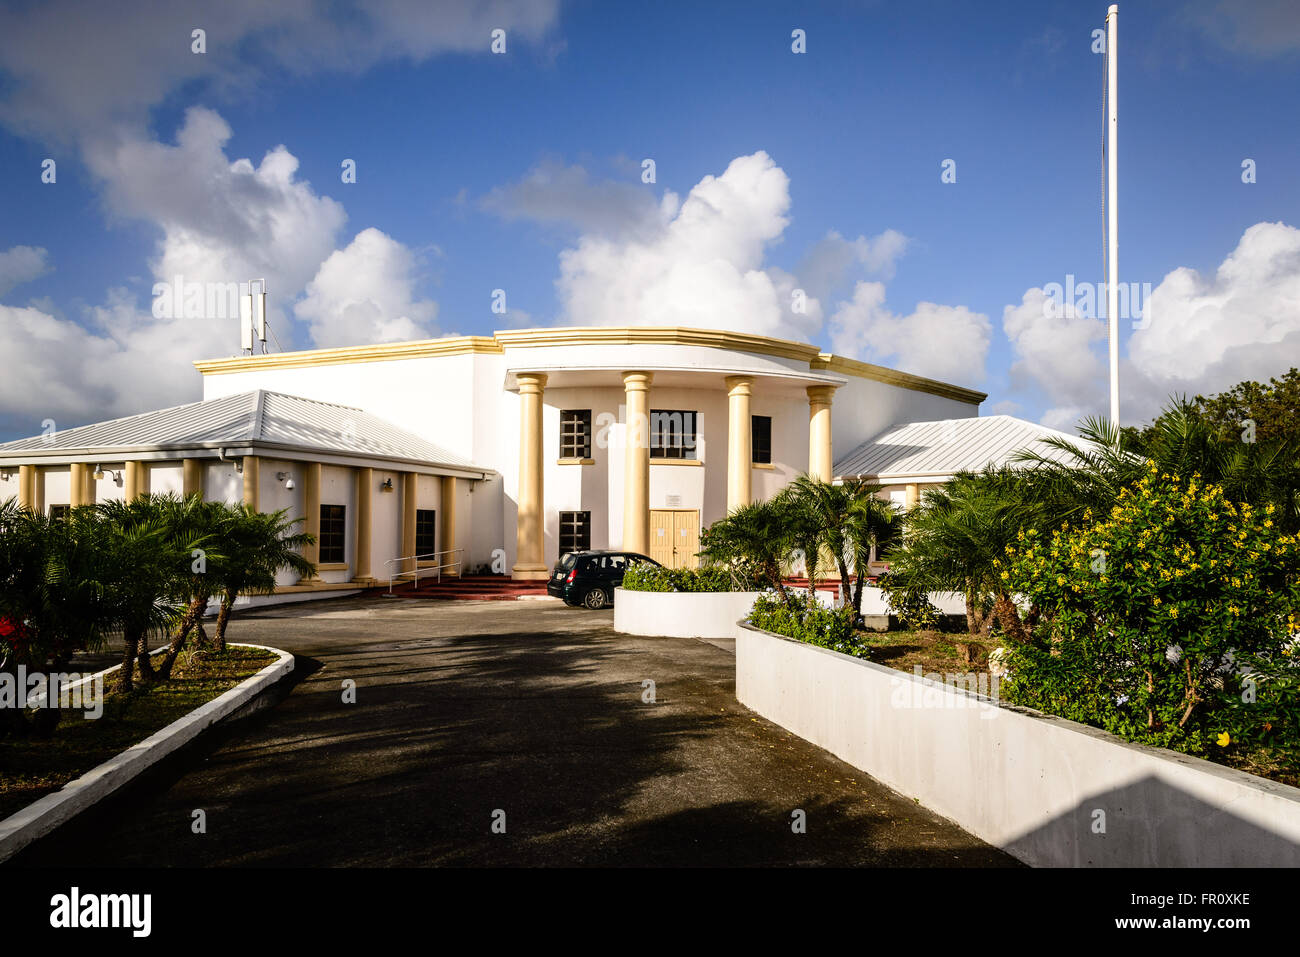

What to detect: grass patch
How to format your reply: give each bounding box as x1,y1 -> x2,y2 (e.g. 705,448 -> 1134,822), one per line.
859,628 -> 992,676
0,645 -> 278,822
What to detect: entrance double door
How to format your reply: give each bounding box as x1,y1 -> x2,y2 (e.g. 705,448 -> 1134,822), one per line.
648,509 -> 700,569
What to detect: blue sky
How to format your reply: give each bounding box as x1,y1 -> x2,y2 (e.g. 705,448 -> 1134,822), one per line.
2,0 -> 1299,441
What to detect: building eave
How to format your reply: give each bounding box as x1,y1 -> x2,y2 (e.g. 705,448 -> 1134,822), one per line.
810,354 -> 987,405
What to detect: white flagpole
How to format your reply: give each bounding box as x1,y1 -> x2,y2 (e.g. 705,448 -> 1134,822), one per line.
1106,4 -> 1120,426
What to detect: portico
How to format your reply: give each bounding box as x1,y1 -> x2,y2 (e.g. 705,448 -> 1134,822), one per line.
504,356 -> 844,577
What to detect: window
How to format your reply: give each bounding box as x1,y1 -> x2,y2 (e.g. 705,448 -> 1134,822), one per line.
319,504 -> 346,564
559,510 -> 591,559
751,415 -> 772,465
48,504 -> 70,522
415,508 -> 437,555
649,409 -> 698,460
560,409 -> 592,459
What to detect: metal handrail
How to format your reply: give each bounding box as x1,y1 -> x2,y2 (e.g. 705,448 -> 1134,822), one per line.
383,547 -> 465,594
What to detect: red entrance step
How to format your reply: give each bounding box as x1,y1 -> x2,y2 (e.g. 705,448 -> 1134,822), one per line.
370,574 -> 550,601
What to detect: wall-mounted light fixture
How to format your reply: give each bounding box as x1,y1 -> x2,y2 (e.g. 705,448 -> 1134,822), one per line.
91,465 -> 123,485
276,471 -> 296,491
380,477 -> 394,492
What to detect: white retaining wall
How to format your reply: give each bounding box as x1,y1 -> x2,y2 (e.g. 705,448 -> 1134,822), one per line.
736,622 -> 1300,867
614,588 -> 763,639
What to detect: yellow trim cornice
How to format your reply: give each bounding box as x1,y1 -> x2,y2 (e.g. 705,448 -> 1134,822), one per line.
493,326 -> 823,363
192,325 -> 985,405
811,354 -> 987,404
194,336 -> 502,374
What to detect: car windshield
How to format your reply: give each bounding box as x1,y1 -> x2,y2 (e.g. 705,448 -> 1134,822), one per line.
559,553 -> 580,570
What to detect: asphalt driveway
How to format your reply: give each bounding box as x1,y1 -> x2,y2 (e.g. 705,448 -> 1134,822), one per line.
12,596 -> 1015,867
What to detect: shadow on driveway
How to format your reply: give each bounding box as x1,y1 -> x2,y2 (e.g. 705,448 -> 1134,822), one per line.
10,597 -> 1017,867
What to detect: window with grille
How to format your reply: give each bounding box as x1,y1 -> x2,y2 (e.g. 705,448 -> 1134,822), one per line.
649,409 -> 698,459
415,508 -> 437,555
752,415 -> 772,464
48,504 -> 70,522
319,504 -> 346,564
560,410 -> 592,459
559,510 -> 591,558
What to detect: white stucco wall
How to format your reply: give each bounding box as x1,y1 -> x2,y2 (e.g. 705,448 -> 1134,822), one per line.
148,463 -> 184,496
614,588 -> 764,639
193,336 -> 983,575
42,467 -> 69,510
205,460 -> 242,505
737,624 -> 1300,867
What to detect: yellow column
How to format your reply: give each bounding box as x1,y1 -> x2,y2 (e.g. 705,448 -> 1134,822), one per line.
440,476 -> 459,577
241,456 -> 259,511
18,465 -> 36,511
299,461 -> 322,583
906,483 -> 920,510
622,371 -> 653,556
353,467 -> 375,585
69,463 -> 87,507
512,373 -> 549,580
402,471 -> 419,577
725,375 -> 753,513
807,386 -> 835,481
182,458 -> 204,499
124,461 -> 149,501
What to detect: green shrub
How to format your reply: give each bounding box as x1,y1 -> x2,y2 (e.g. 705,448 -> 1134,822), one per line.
621,563 -> 754,593
876,571 -> 942,631
999,466 -> 1300,768
748,593 -> 864,657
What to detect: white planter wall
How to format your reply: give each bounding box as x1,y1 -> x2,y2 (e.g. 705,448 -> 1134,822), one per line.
858,585 -> 966,616
736,623 -> 1300,867
614,588 -> 763,639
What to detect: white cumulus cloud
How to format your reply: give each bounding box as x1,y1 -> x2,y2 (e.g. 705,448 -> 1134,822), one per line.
996,221 -> 1300,429
295,228 -> 439,349
553,151 -> 823,338
829,281 -> 991,386
0,245 -> 50,297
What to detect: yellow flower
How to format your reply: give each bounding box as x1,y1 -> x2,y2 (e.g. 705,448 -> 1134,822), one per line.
1216,732 -> 1231,747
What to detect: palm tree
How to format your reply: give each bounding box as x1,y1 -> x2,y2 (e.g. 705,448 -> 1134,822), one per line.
779,475 -> 853,598
153,495 -> 231,680
95,497 -> 198,691
1014,398 -> 1300,531
887,469 -> 1041,641
780,475 -> 898,614
844,488 -> 900,616
697,500 -> 795,596
210,506 -> 315,652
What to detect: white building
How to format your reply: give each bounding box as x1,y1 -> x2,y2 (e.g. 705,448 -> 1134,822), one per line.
0,326 -> 995,593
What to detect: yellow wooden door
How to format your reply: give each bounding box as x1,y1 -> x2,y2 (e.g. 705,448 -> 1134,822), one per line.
649,509 -> 675,566
673,510 -> 700,569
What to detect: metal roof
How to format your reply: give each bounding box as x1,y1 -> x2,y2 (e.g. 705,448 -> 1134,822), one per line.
0,390 -> 485,475
834,414 -> 1101,480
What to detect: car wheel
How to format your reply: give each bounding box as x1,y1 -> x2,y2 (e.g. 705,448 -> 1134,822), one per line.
583,588 -> 610,609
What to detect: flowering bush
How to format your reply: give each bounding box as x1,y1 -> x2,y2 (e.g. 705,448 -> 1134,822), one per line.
748,593 -> 863,657
998,465 -> 1300,765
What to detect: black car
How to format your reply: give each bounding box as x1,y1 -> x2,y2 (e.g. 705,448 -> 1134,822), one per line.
547,550 -> 661,609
